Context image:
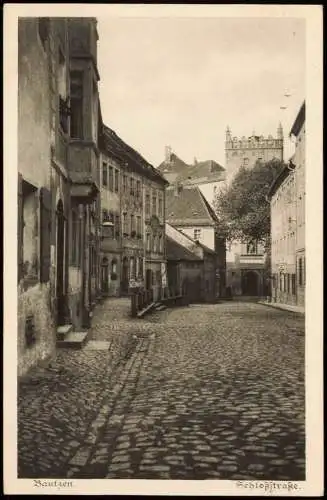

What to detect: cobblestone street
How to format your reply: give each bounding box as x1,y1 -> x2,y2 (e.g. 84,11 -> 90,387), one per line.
18,299 -> 305,480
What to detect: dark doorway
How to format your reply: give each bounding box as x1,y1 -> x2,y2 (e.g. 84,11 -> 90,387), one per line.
242,270 -> 259,296
121,256 -> 129,294
56,200 -> 66,325
101,257 -> 109,294
145,269 -> 153,290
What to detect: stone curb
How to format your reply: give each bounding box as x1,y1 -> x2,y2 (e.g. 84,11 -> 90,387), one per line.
258,301 -> 305,315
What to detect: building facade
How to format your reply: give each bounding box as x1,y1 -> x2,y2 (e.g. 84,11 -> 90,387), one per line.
269,102 -> 305,308
17,17 -> 101,377
99,125 -> 168,301
166,223 -> 217,303
165,184 -> 226,298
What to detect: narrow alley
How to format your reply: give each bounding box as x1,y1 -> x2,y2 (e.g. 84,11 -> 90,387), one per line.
18,300 -> 305,481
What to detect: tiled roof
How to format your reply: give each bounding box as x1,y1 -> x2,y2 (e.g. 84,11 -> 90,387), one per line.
157,154 -> 225,184
100,125 -> 168,185
165,185 -> 218,226
166,236 -> 202,262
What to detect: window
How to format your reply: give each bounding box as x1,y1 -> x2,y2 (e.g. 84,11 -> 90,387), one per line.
279,273 -> 283,291
136,216 -> 142,238
298,257 -> 303,286
71,210 -> 78,266
136,180 -> 141,198
102,209 -> 114,238
152,194 -> 157,215
58,49 -> 68,133
130,257 -> 135,279
115,214 -> 120,238
108,167 -> 114,192
111,259 -> 117,280
138,257 -> 143,279
19,180 -> 39,285
123,174 -> 127,192
194,228 -> 201,241
122,213 -> 128,236
291,274 -> 296,295
38,17 -> 50,49
70,71 -> 84,139
114,169 -> 119,192
159,233 -> 163,253
102,163 -> 108,187
145,194 -> 150,215
131,215 -> 136,237
130,177 -> 135,196
287,273 -> 290,293
146,233 -> 151,252
246,241 -> 257,254
158,197 -> 163,217
153,234 -> 157,253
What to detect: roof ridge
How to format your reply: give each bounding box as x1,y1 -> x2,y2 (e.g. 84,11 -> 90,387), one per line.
197,187 -> 218,223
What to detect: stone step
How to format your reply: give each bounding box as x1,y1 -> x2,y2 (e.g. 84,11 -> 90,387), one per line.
155,304 -> 167,311
57,331 -> 89,349
57,324 -> 73,340
137,302 -> 156,318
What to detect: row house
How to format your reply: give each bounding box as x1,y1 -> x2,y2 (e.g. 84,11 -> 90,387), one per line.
99,125 -> 168,301
268,101 -> 306,309
165,183 -> 226,300
17,17 -> 101,377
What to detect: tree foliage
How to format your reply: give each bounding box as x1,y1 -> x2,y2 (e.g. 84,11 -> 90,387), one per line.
214,159 -> 285,244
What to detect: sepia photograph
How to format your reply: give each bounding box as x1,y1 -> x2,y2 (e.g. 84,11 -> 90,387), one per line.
4,3 -> 323,496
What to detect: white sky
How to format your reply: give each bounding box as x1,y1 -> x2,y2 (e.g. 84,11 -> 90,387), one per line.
97,16 -> 305,167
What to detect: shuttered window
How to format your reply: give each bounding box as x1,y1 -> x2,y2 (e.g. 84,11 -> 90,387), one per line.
40,187 -> 52,283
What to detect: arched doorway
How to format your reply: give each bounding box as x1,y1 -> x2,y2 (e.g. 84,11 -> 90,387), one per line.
56,200 -> 66,325
121,256 -> 129,294
242,270 -> 259,296
101,257 -> 109,294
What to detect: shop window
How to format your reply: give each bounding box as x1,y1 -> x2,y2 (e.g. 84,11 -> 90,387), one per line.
70,71 -> 84,139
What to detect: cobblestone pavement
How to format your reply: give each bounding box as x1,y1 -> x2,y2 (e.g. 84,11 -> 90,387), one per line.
18,300 -> 305,480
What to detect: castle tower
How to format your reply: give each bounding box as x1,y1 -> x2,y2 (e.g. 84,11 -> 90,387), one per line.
277,122 -> 283,139
224,125 -> 284,183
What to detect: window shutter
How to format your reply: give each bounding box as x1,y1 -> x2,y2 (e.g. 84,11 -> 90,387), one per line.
40,187 -> 52,283
17,174 -> 24,282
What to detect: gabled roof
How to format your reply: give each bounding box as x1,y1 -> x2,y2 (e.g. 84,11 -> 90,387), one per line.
165,185 -> 218,226
157,153 -> 225,186
290,101 -> 305,137
166,236 -> 202,262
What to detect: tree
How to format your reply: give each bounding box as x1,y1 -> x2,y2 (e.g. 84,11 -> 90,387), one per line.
214,159 -> 285,246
